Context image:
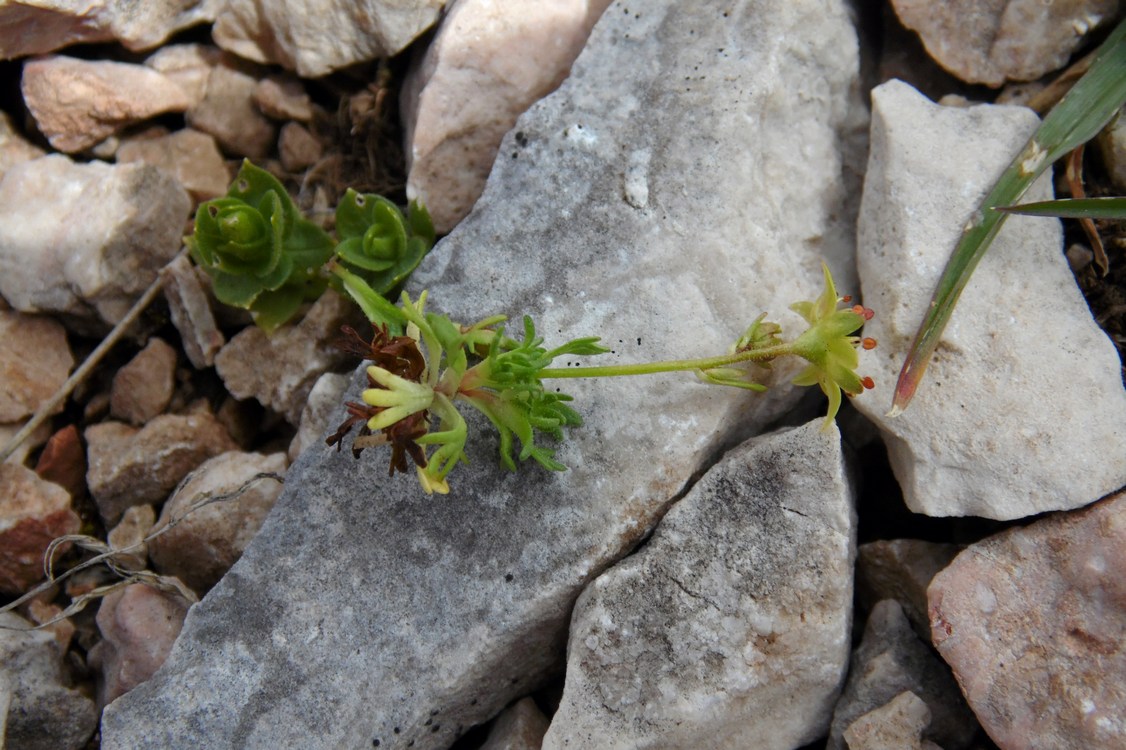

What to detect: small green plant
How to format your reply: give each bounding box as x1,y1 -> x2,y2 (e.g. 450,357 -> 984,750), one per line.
187,160 -> 435,332
328,264 -> 876,494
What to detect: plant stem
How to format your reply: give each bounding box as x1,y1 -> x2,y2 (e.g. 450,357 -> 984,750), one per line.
539,344 -> 794,379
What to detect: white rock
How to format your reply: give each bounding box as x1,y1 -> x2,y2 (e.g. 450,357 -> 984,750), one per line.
542,420 -> 856,750
0,611 -> 97,750
0,0 -> 217,58
21,55 -> 193,153
117,128 -> 231,202
288,371 -> 349,461
0,311 -> 73,422
480,697 -> 550,750
0,155 -> 191,328
855,80 -> 1126,520
842,691 -> 939,750
890,0 -> 1118,86
403,0 -> 612,233
212,0 -> 444,78
144,43 -> 221,106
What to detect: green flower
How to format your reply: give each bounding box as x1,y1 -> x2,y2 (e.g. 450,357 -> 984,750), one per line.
789,264 -> 875,429
362,364 -> 435,431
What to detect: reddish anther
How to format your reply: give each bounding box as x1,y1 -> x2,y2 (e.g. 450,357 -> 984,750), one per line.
852,304 -> 875,321
861,376 -> 875,390
862,337 -> 877,350
841,295 -> 852,303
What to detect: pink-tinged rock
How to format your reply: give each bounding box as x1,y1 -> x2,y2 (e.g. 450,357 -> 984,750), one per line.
144,43 -> 221,106
254,75 -> 315,121
159,253 -> 225,368
0,462 -> 80,595
107,504 -> 157,573
34,424 -> 87,500
185,58 -> 276,159
86,412 -> 238,524
88,583 -> 191,705
0,110 -> 45,180
480,697 -> 549,750
110,337 -> 178,425
890,0 -> 1118,86
0,310 -> 72,422
278,121 -> 323,172
148,451 -> 287,594
0,419 -> 51,466
857,539 -> 962,637
0,610 -> 97,750
0,0 -> 217,58
0,155 -> 191,328
403,0 -> 611,233
214,289 -> 358,425
117,128 -> 230,202
212,0 -> 444,78
21,55 -> 193,153
929,490 -> 1126,749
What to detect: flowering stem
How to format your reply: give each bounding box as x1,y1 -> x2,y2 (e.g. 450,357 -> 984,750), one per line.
539,344 -> 795,379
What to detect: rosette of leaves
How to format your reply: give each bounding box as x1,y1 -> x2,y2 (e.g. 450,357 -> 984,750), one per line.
187,160 -> 335,331
333,188 -> 436,295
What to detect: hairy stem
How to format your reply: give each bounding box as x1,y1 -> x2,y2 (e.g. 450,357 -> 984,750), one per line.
538,344 -> 794,379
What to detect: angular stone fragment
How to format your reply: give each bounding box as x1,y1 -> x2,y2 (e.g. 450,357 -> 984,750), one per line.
185,60 -> 276,159
117,128 -> 230,201
88,583 -> 191,705
480,697 -> 550,750
21,55 -> 193,152
0,155 -> 191,328
253,75 -> 315,121
0,611 -> 97,750
856,539 -> 962,637
278,122 -> 322,172
543,420 -> 855,750
855,80 -> 1126,520
159,253 -> 225,368
214,290 -> 357,425
0,110 -> 45,180
148,451 -> 287,594
110,337 -> 178,425
144,43 -> 221,106
828,600 -> 976,750
929,490 -> 1126,750
403,0 -> 612,233
0,462 -> 80,595
842,691 -> 941,750
890,0 -> 1118,86
99,3 -> 867,748
34,424 -> 87,500
288,371 -> 349,461
85,412 -> 237,524
0,311 -> 72,422
212,0 -> 444,77
0,0 -> 217,58
107,504 -> 157,572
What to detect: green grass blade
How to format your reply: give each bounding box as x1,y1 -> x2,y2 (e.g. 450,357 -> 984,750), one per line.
995,196 -> 1126,219
891,18 -> 1126,415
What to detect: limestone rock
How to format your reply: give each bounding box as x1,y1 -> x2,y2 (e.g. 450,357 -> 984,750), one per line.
0,420 -> 51,467
0,311 -> 72,422
0,0 -> 217,58
0,611 -> 97,750
543,420 -> 855,750
185,59 -> 276,159
253,75 -> 315,121
278,121 -> 322,172
107,504 -> 157,572
86,412 -> 237,524
34,424 -> 87,500
403,0 -> 612,233
855,80 -> 1126,520
117,128 -> 230,202
0,462 -> 80,595
856,539 -> 962,637
148,451 -> 287,594
828,600 -> 976,750
21,55 -> 193,153
110,337 -> 178,425
0,110 -> 45,180
144,43 -> 221,107
159,253 -> 225,368
287,371 -> 349,461
99,3 -> 867,748
480,697 -> 550,750
1096,104 -> 1126,193
214,289 -> 357,425
88,583 -> 191,705
929,490 -> 1126,750
890,0 -> 1118,86
843,691 -> 942,750
0,155 -> 191,328
212,0 -> 445,78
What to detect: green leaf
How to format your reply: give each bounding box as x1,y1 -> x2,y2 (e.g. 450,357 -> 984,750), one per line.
893,17 -> 1126,414
228,160 -> 299,231
212,270 -> 268,308
995,196 -> 1126,219
408,200 -> 436,246
285,217 -> 336,271
331,264 -> 406,332
336,237 -> 397,272
249,285 -> 307,333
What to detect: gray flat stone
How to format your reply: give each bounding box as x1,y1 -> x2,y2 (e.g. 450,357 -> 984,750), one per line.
100,2 -> 865,748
